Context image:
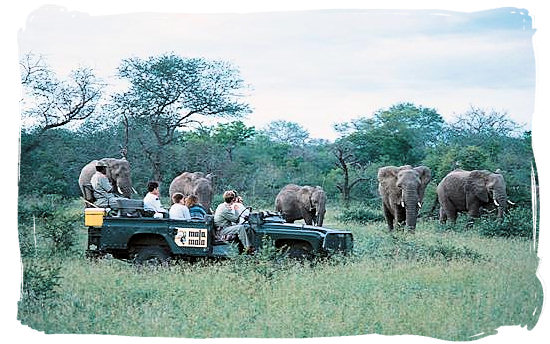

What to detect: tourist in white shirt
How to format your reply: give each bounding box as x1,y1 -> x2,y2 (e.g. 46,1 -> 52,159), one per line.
169,192 -> 191,220
143,181 -> 167,218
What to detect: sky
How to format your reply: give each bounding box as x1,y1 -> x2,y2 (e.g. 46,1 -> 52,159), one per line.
17,5 -> 536,140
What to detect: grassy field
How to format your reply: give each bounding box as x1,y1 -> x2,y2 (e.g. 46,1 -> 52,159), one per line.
17,205 -> 542,340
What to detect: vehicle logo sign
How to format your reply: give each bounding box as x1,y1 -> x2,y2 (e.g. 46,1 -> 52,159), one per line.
174,227 -> 208,247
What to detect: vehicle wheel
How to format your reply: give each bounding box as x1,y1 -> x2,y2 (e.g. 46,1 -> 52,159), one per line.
132,245 -> 170,265
285,242 -> 313,260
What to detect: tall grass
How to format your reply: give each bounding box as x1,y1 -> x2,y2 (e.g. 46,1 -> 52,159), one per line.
17,198 -> 542,340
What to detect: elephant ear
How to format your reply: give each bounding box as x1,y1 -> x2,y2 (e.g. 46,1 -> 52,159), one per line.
298,186 -> 314,211
413,166 -> 432,201
378,166 -> 399,186
465,170 -> 490,203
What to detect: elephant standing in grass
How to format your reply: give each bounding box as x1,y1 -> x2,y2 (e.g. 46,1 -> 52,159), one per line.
275,184 -> 327,227
378,165 -> 431,233
78,158 -> 136,204
437,169 -> 511,224
169,172 -> 213,212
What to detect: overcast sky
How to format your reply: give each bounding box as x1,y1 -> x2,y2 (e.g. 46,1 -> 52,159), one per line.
18,6 -> 535,140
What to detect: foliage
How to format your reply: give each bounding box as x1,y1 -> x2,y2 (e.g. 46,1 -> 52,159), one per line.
261,120 -> 310,146
20,53 -> 104,154
41,210 -> 82,255
18,195 -> 83,257
335,202 -> 384,223
20,258 -> 62,303
475,207 -> 535,238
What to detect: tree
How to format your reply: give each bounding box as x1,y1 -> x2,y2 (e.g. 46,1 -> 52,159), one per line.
20,53 -> 104,154
342,103 -> 445,166
212,121 -> 256,162
262,120 -> 310,146
330,137 -> 368,205
112,53 -> 251,181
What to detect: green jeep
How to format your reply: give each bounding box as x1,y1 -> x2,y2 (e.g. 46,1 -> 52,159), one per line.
85,199 -> 353,263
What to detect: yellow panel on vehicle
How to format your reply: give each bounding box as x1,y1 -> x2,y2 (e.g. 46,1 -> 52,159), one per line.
85,208 -> 106,227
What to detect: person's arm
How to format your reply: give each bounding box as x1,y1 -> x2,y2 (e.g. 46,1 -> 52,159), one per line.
223,206 -> 239,223
99,176 -> 113,193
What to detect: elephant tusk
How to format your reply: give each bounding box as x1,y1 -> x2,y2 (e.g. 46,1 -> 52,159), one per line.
117,186 -> 123,195
417,202 -> 422,208
132,187 -> 138,194
400,201 -> 405,208
494,199 -> 500,207
508,200 -> 516,205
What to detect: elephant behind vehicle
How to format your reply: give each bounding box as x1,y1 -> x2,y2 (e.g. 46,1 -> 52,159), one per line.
78,158 -> 136,205
275,184 -> 327,227
377,165 -> 431,233
437,169 -> 511,225
169,172 -> 214,213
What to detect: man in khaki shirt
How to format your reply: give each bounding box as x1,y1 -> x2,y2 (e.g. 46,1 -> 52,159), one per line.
214,190 -> 255,253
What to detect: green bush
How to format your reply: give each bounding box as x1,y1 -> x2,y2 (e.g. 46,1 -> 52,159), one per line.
42,210 -> 81,255
476,207 -> 535,238
335,204 -> 384,224
21,258 -> 62,302
18,195 -> 83,257
18,194 -> 65,225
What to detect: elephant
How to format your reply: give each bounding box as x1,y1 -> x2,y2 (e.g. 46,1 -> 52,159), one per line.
275,184 -> 326,227
378,165 -> 432,233
78,158 -> 136,204
437,169 -> 511,224
168,172 -> 213,212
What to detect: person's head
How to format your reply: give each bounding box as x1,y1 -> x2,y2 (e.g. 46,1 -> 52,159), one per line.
172,192 -> 185,205
147,181 -> 160,195
186,194 -> 199,207
223,190 -> 236,204
95,160 -> 107,175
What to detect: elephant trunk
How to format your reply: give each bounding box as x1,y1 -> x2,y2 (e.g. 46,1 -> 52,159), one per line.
404,186 -> 419,230
316,205 -> 326,227
315,195 -> 326,227
494,189 -> 508,218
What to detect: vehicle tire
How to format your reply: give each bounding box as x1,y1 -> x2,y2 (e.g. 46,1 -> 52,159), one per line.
132,245 -> 170,265
285,242 -> 313,260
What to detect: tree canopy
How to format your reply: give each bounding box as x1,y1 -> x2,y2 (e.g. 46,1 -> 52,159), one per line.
18,53 -> 535,211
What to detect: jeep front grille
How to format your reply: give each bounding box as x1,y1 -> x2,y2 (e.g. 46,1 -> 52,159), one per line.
323,233 -> 353,252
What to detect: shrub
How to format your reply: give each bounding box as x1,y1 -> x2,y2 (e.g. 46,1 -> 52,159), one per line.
42,210 -> 81,255
21,258 -> 62,302
476,207 -> 535,238
18,194 -> 65,225
335,204 -> 384,224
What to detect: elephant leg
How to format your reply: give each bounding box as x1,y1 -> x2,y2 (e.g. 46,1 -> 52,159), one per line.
439,207 -> 447,224
441,201 -> 458,225
466,205 -> 481,228
383,205 -> 394,231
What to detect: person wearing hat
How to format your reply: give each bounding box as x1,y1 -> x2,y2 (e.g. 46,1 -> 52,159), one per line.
90,160 -> 117,207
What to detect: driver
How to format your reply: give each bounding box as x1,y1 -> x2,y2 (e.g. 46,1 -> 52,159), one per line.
214,190 -> 255,254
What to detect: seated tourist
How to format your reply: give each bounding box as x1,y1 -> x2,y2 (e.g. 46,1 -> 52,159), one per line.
143,181 -> 168,218
213,190 -> 255,254
186,194 -> 207,220
169,192 -> 191,220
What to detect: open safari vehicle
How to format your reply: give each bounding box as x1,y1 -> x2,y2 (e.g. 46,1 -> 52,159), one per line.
84,199 -> 353,263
